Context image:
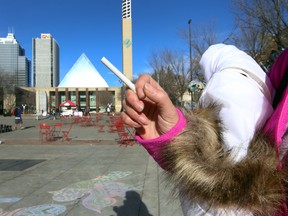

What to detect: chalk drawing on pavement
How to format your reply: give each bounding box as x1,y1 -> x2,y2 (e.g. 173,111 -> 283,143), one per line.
0,171 -> 141,215
0,197 -> 21,203
0,204 -> 66,216
50,171 -> 142,213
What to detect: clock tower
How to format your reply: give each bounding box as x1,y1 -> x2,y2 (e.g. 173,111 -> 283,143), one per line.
122,0 -> 133,81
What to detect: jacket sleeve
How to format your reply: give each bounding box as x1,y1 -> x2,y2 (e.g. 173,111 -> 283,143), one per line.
135,108 -> 187,169
160,103 -> 285,215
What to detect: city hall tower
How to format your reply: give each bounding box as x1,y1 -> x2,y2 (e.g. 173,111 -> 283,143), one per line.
122,0 -> 133,81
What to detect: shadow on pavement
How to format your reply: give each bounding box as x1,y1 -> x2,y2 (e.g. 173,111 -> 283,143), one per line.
112,191 -> 153,216
22,126 -> 36,130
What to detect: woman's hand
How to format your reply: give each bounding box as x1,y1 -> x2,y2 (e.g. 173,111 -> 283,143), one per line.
121,74 -> 179,140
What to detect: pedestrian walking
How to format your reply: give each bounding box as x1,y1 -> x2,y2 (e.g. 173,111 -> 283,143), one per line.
13,106 -> 24,130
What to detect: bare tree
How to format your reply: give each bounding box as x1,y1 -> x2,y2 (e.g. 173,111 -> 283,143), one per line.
231,0 -> 288,52
148,48 -> 190,104
180,21 -> 220,81
98,90 -> 114,108
228,18 -> 270,63
0,69 -> 17,111
147,21 -> 223,104
0,70 -> 16,94
163,49 -> 190,101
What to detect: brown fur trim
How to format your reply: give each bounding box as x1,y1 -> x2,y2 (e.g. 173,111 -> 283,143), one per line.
161,103 -> 284,215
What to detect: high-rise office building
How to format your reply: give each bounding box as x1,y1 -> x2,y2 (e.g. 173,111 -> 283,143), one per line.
33,33 -> 59,87
0,33 -> 31,87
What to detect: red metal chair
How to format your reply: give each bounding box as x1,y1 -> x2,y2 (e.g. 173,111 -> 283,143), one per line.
52,122 -> 62,139
97,125 -> 105,133
81,116 -> 92,127
114,117 -> 135,146
61,124 -> 73,143
39,122 -> 53,143
71,116 -> 82,124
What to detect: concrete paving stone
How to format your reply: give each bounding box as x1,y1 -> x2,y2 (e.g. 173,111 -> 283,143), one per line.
66,202 -> 113,216
141,159 -> 160,216
4,171 -> 51,189
0,171 -> 23,183
0,115 -> 183,216
5,191 -> 57,210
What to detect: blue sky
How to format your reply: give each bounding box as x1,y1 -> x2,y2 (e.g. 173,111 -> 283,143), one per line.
0,0 -> 235,87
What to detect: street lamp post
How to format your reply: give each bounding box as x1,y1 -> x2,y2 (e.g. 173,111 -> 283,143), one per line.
188,19 -> 193,103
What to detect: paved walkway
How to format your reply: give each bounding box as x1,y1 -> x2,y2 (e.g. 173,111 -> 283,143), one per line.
0,114 -> 183,216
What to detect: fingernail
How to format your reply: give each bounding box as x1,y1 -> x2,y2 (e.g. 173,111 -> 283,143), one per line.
137,87 -> 145,99
144,83 -> 156,94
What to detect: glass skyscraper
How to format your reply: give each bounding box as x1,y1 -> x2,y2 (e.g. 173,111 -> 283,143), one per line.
0,33 -> 31,87
33,33 -> 59,87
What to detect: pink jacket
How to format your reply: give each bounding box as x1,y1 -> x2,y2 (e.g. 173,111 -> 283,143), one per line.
136,44 -> 287,215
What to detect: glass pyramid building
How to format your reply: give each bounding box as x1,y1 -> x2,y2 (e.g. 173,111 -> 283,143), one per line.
58,53 -> 108,88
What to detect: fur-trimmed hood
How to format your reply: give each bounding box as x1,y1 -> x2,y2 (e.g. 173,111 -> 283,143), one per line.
161,104 -> 285,215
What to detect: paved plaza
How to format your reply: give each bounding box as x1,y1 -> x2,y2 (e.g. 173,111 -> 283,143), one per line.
0,114 -> 182,216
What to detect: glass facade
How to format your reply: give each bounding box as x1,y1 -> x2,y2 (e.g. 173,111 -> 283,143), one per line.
0,34 -> 31,87
33,34 -> 59,88
89,91 -> 96,111
50,91 -> 56,108
69,91 -> 76,104
59,92 -> 66,104
49,89 -> 115,113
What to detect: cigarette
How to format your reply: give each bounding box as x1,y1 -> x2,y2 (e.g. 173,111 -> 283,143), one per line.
101,57 -> 136,93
